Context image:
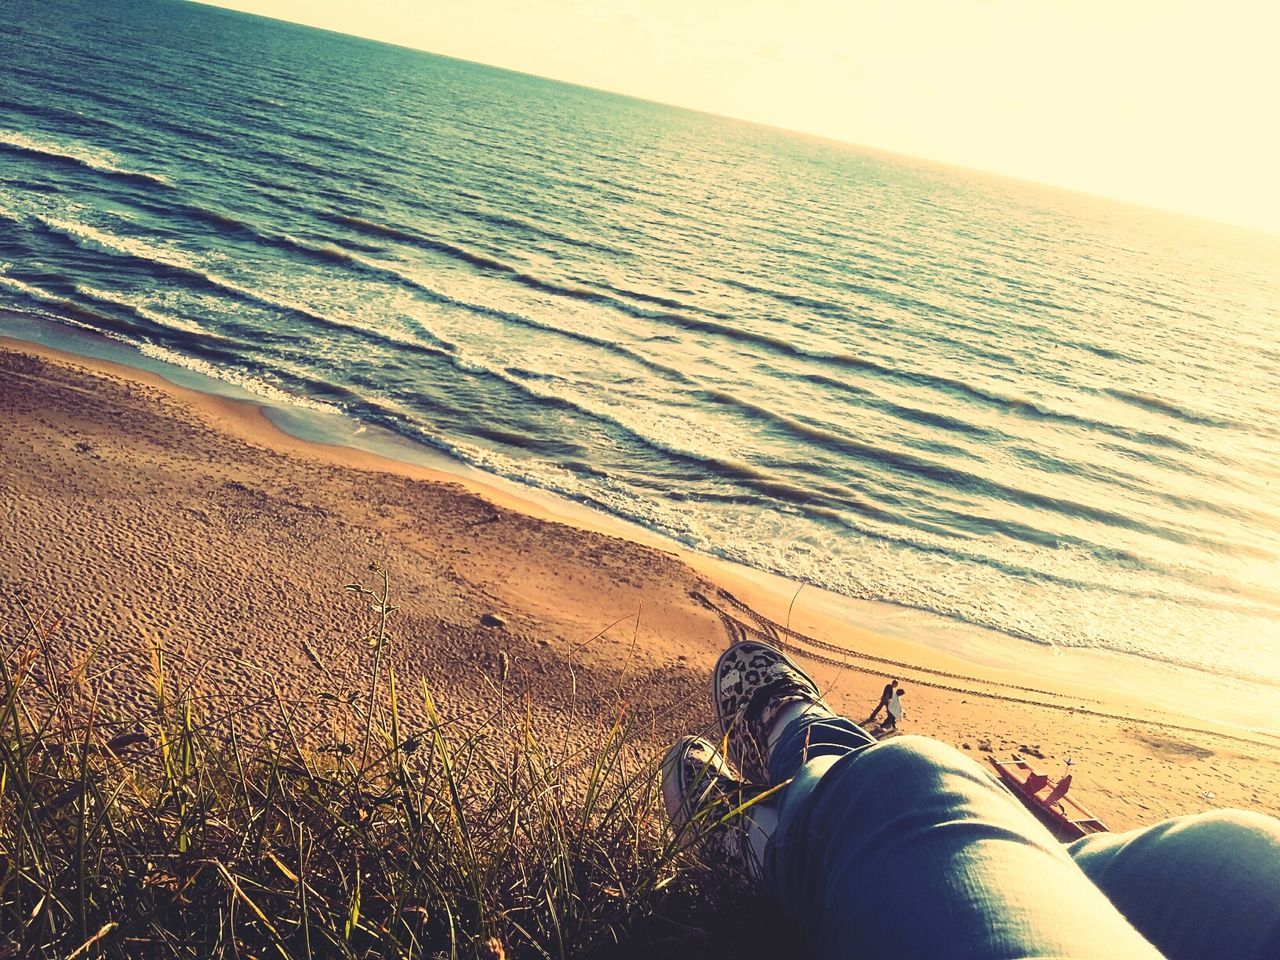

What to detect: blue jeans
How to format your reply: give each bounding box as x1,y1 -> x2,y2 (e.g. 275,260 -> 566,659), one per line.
763,710 -> 1280,960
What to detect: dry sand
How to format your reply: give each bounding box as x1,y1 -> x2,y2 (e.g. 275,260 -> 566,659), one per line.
2,339 -> 1278,832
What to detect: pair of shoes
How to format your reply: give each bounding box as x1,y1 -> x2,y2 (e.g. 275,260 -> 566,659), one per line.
660,641 -> 826,878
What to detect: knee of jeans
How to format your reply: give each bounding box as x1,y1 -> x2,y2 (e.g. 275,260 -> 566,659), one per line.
858,736 -> 1004,800
1164,808 -> 1280,860
817,736 -> 986,813
1078,807 -> 1280,878
853,735 -> 973,777
1183,808 -> 1280,835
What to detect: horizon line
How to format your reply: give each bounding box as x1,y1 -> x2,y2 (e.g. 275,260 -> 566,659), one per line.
186,0 -> 1277,241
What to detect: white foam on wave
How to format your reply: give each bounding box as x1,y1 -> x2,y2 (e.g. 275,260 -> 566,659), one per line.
0,271 -> 135,341
0,269 -> 58,303
41,215 -> 203,273
33,211 -> 307,323
0,128 -> 172,186
74,284 -> 210,336
132,341 -> 342,414
22,198 -> 461,364
0,268 -> 340,418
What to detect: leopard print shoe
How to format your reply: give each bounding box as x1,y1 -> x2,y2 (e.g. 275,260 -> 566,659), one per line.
712,641 -> 825,783
660,735 -> 770,879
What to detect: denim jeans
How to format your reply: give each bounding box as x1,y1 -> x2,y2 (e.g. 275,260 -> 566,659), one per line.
763,709 -> 1280,960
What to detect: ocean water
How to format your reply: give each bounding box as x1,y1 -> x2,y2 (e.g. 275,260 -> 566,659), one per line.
3,0 -> 1279,686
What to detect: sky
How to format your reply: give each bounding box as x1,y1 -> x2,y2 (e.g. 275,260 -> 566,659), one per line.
194,0 -> 1280,234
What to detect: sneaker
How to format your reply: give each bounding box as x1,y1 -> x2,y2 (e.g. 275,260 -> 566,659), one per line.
712,641 -> 825,783
660,735 -> 771,878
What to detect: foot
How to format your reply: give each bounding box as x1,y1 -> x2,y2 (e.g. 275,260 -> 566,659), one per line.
660,735 -> 773,879
713,641 -> 825,783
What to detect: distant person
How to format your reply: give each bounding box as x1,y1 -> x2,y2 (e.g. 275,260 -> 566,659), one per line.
867,677 -> 898,723
663,640 -> 1280,960
883,686 -> 905,730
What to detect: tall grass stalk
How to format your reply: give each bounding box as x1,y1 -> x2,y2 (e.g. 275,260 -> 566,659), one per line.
0,573 -> 785,959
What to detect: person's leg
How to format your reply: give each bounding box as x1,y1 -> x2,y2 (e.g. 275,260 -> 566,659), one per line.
712,642 -> 1165,960
766,734 -> 1167,960
1068,809 -> 1280,960
714,641 -> 875,784
766,699 -> 877,783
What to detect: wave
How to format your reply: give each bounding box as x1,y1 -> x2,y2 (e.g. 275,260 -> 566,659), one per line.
0,272 -> 61,304
319,212 -> 416,242
278,234 -> 360,265
389,333 -> 1230,571
131,342 -> 343,414
577,275 -> 711,315
686,383 -> 1236,553
0,97 -> 128,135
157,199 -> 388,274
459,206 -> 621,259
0,173 -> 62,196
329,214 -> 1071,417
464,301 -> 693,383
0,285 -> 343,417
646,308 -> 1206,454
303,247 -> 701,387
167,201 -> 258,234
328,214 -> 1039,420
73,284 -> 213,337
27,212 -> 433,354
25,206 -> 1212,481
331,213 -> 555,276
25,209 -> 653,388
339,332 -> 855,523
344,348 -> 1274,625
1104,386 -> 1257,434
721,274 -> 883,325
0,273 -> 248,376
325,212 -> 695,318
38,214 -> 203,272
0,275 -> 174,347
1070,339 -> 1134,364
0,129 -> 172,188
782,365 -> 992,438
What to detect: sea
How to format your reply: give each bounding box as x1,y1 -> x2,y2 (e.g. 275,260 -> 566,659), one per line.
3,0 -> 1279,695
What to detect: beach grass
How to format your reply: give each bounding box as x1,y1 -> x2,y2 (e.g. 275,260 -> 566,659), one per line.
0,569 -> 786,959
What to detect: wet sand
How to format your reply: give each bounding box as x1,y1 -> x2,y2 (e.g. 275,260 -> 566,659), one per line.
3,338 -> 1278,830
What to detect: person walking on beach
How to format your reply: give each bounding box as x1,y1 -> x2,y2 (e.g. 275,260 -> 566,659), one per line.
867,678 -> 898,723
662,640 -> 1280,960
883,685 -> 904,730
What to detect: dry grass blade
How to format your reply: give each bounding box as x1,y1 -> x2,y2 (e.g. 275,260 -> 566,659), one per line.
0,572 -> 790,959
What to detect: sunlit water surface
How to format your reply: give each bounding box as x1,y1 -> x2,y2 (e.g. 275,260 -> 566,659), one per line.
3,0 -> 1279,686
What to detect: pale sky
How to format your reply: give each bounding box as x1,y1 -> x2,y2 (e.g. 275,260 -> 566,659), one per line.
195,1 -> 1280,235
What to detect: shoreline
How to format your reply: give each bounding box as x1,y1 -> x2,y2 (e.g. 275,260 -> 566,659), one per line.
3,324 -> 1280,831
3,313 -> 1276,738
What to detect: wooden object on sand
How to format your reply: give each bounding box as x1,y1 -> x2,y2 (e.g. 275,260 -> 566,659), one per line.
988,756 -> 1109,841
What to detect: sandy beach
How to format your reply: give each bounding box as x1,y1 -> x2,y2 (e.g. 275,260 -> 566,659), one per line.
3,337 -> 1278,832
